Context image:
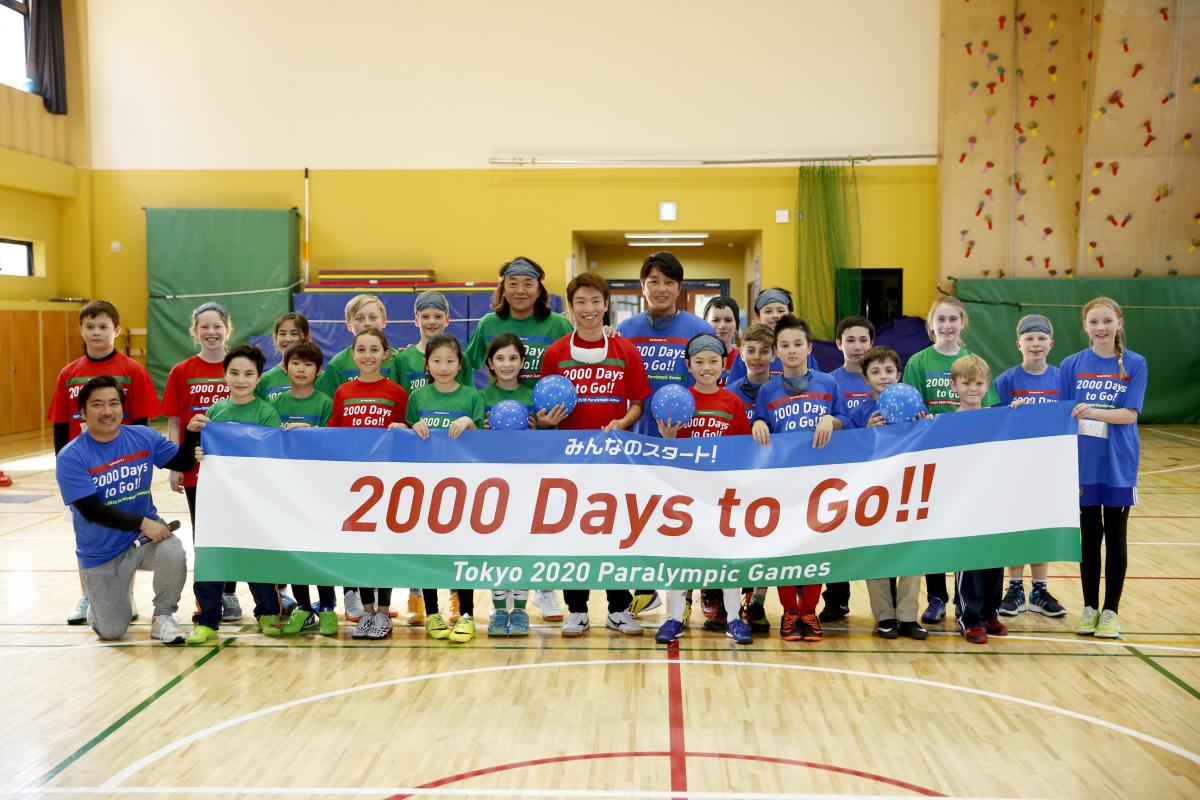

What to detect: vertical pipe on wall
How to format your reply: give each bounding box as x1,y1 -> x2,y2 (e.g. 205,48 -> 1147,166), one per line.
303,167 -> 311,285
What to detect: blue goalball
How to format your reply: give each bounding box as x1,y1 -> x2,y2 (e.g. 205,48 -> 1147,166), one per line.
878,383 -> 926,425
488,399 -> 531,431
650,384 -> 696,427
532,374 -> 578,416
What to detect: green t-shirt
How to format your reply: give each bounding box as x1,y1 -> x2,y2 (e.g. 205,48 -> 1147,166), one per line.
255,364 -> 292,401
464,311 -> 573,388
480,383 -> 535,428
902,345 -> 1000,415
405,383 -> 485,431
315,345 -> 399,399
207,396 -> 282,427
388,344 -> 470,394
269,389 -> 333,427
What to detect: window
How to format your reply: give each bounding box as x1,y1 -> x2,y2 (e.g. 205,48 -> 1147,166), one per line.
0,238 -> 34,277
0,0 -> 29,92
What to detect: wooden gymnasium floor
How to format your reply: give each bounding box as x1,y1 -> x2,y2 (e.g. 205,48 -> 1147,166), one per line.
1,425 -> 1198,800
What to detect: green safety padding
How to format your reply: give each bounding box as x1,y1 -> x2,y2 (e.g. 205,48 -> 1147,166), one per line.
954,277 -> 1200,424
146,209 -> 299,394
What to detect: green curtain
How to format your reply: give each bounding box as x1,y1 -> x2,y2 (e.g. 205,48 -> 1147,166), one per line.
796,165 -> 861,339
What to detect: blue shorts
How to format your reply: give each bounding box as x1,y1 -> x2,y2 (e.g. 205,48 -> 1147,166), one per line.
1080,483 -> 1136,508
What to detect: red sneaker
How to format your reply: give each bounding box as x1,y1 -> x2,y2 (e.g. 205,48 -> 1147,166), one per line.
779,610 -> 803,641
701,590 -> 721,619
962,625 -> 988,644
983,617 -> 1009,636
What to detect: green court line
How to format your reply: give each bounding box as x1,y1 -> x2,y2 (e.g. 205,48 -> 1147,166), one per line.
1127,646 -> 1200,701
27,639 -> 231,789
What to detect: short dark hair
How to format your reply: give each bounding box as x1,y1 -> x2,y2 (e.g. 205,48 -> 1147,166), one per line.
566,271 -> 610,303
283,340 -> 324,370
702,296 -> 740,329
861,345 -> 901,373
224,344 -> 266,374
835,315 -> 875,342
80,300 -> 120,327
773,314 -> 813,346
77,374 -> 126,411
353,327 -> 391,352
493,257 -> 553,321
640,251 -> 684,283
485,333 -> 526,379
425,333 -> 463,377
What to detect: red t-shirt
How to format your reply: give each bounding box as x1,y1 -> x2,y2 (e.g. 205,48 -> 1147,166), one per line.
162,356 -> 230,487
47,351 -> 162,440
678,386 -> 753,438
329,377 -> 409,428
540,333 -> 651,431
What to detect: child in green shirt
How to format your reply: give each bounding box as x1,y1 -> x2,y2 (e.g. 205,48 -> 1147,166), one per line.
390,291 -> 470,393
256,312 -> 311,401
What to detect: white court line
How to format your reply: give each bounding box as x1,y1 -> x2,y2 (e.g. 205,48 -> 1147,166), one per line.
94,657 -> 1200,790
1140,463 -> 1200,476
1131,541 -> 1200,546
1147,428 -> 1200,446
16,788 -> 1039,799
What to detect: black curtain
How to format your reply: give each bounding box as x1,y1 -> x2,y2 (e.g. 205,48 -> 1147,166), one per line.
27,0 -> 66,115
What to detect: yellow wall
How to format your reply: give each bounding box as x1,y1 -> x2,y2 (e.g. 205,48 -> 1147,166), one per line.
587,243 -> 748,284
857,165 -> 940,317
0,184 -> 61,301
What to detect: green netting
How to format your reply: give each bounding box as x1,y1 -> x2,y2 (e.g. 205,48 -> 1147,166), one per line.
954,277 -> 1200,424
834,268 -> 863,324
146,208 -> 300,393
796,165 -> 860,340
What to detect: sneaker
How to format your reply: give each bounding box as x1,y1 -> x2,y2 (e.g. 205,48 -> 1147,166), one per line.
1094,609 -> 1120,639
449,614 -> 476,643
983,617 -> 1008,636
343,590 -> 365,623
130,589 -> 139,622
508,608 -> 530,636
488,609 -> 511,636
449,592 -> 461,624
899,620 -> 929,640
875,618 -> 900,639
561,612 -> 590,637
999,583 -> 1025,616
799,613 -> 824,642
779,610 -> 803,641
366,611 -> 392,640
150,614 -> 185,645
258,614 -> 282,637
655,618 -> 685,644
185,624 -> 217,645
221,593 -> 243,623
701,590 -> 721,618
1028,587 -> 1067,617
532,590 -> 563,621
283,609 -> 318,635
606,609 -> 643,635
702,607 -> 729,632
741,595 -> 770,633
1075,606 -> 1099,636
818,603 -> 850,623
280,592 -> 298,615
962,624 -> 988,644
351,613 -> 376,639
921,596 -> 947,625
425,612 -> 451,640
726,618 -> 754,645
406,591 -> 426,626
318,610 -> 339,636
628,592 -> 661,617
67,596 -> 89,626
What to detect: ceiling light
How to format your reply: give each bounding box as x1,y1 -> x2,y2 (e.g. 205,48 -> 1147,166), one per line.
624,233 -> 709,239
627,241 -> 705,247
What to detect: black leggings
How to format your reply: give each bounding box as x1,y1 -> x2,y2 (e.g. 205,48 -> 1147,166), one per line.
292,585 -> 336,612
423,589 -> 474,617
1080,505 -> 1129,612
359,588 -> 393,607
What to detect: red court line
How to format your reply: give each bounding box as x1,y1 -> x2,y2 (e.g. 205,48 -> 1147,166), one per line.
385,751 -> 945,798
666,641 -> 688,798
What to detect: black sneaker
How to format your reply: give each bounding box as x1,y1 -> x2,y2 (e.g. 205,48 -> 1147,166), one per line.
875,618 -> 899,639
1028,586 -> 1067,617
999,583 -> 1025,616
898,620 -> 928,640
702,608 -> 729,632
818,603 -> 850,623
741,595 -> 770,633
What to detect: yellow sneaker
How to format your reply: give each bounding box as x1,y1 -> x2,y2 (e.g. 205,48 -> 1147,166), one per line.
448,614 -> 476,643
425,612 -> 450,639
407,590 -> 425,626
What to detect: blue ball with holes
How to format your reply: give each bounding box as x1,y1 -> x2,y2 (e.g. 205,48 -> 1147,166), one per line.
532,374 -> 578,416
877,383 -> 926,425
488,399 -> 530,431
650,384 -> 696,427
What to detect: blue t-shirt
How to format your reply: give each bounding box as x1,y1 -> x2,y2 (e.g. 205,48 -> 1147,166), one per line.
752,371 -> 839,433
56,426 -> 179,568
1058,348 -> 1148,490
616,310 -> 715,436
830,366 -> 873,423
845,396 -> 879,430
727,352 -> 819,385
994,364 -> 1061,406
726,376 -> 766,423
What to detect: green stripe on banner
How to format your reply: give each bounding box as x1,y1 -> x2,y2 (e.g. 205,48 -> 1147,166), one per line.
197,527 -> 1080,589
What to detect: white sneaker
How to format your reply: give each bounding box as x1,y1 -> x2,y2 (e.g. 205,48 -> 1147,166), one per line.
67,596 -> 89,625
220,593 -> 243,623
561,612 -> 590,637
130,589 -> 139,622
532,590 -> 564,621
350,612 -> 375,639
344,590 -> 366,622
151,615 -> 185,645
366,611 -> 393,640
606,610 -> 643,635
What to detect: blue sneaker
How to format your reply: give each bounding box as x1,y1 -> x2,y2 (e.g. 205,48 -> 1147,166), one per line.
509,608 -> 530,636
921,596 -> 947,625
280,592 -> 298,615
726,618 -> 753,645
487,609 -> 510,636
655,618 -> 685,644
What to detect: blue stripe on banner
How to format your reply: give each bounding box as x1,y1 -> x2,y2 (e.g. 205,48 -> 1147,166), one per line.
200,402 -> 1078,473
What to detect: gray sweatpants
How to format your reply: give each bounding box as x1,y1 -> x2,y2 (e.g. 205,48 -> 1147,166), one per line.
81,536 -> 187,641
866,575 -> 921,623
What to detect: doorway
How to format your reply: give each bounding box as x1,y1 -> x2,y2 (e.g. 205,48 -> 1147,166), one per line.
607,279 -> 732,325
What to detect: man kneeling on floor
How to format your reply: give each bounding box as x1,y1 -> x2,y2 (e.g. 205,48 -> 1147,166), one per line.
55,375 -> 204,644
